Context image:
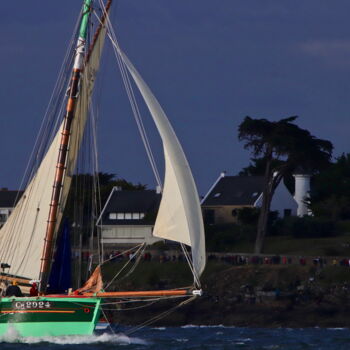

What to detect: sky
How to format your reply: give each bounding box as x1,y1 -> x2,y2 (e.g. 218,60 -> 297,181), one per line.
1,1 -> 350,196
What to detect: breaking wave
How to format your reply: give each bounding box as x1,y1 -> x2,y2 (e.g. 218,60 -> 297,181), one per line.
0,327 -> 148,345
181,324 -> 232,329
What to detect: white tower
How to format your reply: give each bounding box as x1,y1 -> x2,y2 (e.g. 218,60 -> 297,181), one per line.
293,173 -> 311,217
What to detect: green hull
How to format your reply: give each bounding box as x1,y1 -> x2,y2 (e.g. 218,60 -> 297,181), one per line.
0,296 -> 102,337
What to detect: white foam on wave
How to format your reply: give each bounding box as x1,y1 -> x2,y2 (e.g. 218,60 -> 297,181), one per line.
236,338 -> 252,342
176,338 -> 189,342
327,327 -> 347,331
0,327 -> 148,346
182,324 -> 233,329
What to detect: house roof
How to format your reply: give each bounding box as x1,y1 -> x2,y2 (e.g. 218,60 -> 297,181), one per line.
97,188 -> 161,226
0,190 -> 23,208
202,176 -> 265,206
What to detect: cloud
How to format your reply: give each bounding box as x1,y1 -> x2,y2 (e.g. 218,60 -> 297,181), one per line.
298,39 -> 350,67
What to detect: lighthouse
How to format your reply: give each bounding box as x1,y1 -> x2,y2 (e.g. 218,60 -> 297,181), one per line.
293,171 -> 312,217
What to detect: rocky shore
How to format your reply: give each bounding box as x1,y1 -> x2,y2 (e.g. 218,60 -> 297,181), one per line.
107,263 -> 350,327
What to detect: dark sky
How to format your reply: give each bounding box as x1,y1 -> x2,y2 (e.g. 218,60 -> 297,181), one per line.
1,1 -> 350,196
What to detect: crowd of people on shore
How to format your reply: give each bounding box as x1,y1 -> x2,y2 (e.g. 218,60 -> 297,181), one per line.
207,254 -> 350,267
100,249 -> 350,268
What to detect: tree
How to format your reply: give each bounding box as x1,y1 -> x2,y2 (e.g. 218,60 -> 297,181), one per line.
238,116 -> 333,253
64,172 -> 147,237
239,157 -> 295,194
310,153 -> 350,220
239,157 -> 283,176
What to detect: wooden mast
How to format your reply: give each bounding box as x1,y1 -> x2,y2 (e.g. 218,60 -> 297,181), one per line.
39,0 -> 112,293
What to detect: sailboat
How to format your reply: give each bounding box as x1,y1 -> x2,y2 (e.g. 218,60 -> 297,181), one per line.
0,0 -> 205,337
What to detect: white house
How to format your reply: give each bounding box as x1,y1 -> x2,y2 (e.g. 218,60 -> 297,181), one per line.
201,173 -> 298,225
96,187 -> 161,247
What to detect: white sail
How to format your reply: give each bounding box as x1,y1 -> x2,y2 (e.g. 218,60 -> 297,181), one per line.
119,50 -> 206,278
0,127 -> 63,280
0,24 -> 107,281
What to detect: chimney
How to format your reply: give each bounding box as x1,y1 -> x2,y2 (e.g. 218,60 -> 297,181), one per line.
293,172 -> 311,217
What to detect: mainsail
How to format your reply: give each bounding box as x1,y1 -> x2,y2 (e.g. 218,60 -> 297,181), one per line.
0,12 -> 108,282
118,50 -> 206,279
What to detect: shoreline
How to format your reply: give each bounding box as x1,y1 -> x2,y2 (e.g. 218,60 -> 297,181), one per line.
107,263 -> 350,328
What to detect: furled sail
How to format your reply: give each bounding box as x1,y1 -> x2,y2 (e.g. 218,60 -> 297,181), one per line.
119,50 -> 206,278
0,22 -> 107,281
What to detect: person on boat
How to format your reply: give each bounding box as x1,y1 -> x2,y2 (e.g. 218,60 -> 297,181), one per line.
5,280 -> 23,297
30,282 -> 38,296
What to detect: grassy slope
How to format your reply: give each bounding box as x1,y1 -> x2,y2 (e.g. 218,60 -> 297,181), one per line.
222,235 -> 350,256
102,260 -> 350,327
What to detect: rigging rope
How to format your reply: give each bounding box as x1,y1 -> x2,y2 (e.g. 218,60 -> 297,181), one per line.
94,2 -> 201,291
125,296 -> 196,335
0,11 -> 82,273
103,243 -> 146,290
181,243 -> 201,288
93,6 -> 163,190
90,105 -> 103,266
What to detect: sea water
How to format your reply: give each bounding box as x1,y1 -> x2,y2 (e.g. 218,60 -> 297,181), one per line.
1,325 -> 350,349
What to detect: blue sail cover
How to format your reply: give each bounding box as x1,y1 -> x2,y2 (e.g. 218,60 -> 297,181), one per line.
47,219 -> 71,293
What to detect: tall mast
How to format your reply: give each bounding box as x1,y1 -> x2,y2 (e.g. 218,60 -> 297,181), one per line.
39,0 -> 93,293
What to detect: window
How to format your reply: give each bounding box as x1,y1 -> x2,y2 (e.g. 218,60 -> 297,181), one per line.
110,212 -> 146,220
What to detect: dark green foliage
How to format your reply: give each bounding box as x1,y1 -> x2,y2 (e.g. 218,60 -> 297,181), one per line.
237,207 -> 260,225
97,172 -> 147,206
291,217 -> 336,238
102,261 -> 193,290
271,217 -> 336,238
336,221 -> 350,235
310,154 -> 350,220
239,157 -> 283,176
238,207 -> 279,227
205,223 -> 256,252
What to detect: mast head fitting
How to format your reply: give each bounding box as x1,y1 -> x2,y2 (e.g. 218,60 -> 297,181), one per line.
192,289 -> 203,296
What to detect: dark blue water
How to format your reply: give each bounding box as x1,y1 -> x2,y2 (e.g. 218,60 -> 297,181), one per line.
1,325 -> 350,349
